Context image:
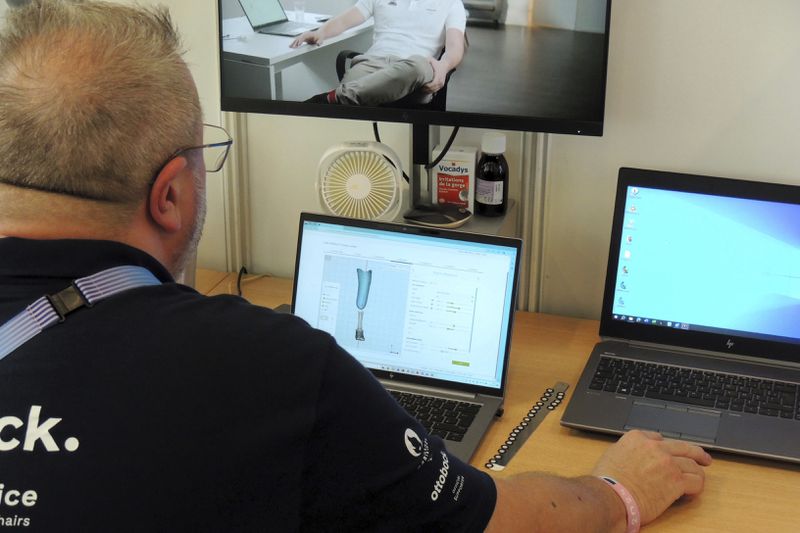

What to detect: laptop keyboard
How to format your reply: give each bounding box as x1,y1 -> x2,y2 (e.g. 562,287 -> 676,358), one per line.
261,21 -> 310,34
389,390 -> 481,442
591,356 -> 800,420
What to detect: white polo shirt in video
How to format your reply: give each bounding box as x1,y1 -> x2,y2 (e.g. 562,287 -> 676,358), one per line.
355,0 -> 467,59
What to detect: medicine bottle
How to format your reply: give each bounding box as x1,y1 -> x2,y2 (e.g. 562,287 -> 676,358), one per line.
475,132 -> 509,216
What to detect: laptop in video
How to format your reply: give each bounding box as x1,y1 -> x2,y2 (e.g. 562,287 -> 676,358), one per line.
238,0 -> 319,37
561,167 -> 800,464
292,213 -> 521,462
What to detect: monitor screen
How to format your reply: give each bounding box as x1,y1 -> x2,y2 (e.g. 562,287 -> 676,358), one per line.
238,0 -> 287,28
600,168 -> 800,364
292,215 -> 520,390
218,0 -> 612,135
610,186 -> 800,344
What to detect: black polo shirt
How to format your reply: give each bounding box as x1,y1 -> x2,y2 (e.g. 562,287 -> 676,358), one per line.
0,238 -> 496,532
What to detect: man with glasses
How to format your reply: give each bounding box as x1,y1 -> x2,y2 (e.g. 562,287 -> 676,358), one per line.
0,1 -> 711,532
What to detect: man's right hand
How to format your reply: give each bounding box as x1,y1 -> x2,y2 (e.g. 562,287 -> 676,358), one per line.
290,30 -> 322,48
592,429 -> 713,525
485,429 -> 712,533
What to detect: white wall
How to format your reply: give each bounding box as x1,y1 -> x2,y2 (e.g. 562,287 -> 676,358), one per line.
528,0 -> 606,32
540,0 -> 800,319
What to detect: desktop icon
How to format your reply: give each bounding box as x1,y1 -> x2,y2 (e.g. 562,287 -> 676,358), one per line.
623,250 -> 632,260
626,235 -> 633,244
622,266 -> 629,275
630,187 -> 640,197
620,281 -> 627,290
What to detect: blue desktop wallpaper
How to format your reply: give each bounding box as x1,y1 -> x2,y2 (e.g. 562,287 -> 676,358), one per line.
611,186 -> 800,342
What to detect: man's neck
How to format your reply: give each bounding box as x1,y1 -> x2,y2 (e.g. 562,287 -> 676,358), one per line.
0,217 -> 177,278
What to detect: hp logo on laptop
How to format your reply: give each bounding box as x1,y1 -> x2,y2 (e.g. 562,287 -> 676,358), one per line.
726,339 -> 735,349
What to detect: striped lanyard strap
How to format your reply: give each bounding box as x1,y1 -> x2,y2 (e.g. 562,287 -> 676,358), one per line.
0,265 -> 161,361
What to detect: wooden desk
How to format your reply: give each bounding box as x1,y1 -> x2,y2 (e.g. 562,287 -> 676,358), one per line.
194,268 -> 230,296
198,272 -> 800,532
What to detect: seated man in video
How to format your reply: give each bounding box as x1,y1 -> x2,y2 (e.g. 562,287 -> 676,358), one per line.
291,0 -> 466,106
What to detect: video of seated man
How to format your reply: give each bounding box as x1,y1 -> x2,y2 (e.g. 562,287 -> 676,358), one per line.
221,0 -> 608,121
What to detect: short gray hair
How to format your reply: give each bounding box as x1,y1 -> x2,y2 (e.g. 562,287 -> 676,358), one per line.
0,0 -> 202,205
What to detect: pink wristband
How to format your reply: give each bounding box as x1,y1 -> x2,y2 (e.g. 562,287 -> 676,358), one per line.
598,476 -> 641,533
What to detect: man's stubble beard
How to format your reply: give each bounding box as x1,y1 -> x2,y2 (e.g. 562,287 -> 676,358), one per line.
171,184 -> 207,280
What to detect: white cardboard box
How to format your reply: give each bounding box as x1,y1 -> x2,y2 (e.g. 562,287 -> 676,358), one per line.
431,145 -> 478,212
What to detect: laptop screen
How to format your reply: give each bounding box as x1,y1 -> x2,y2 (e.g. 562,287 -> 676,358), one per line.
292,214 -> 520,391
238,0 -> 286,28
602,168 -> 800,361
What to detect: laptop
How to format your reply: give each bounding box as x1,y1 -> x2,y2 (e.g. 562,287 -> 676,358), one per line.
561,167 -> 800,464
238,0 -> 319,37
291,213 -> 521,462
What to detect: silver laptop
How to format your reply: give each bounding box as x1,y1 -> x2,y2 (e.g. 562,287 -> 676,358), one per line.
562,167 -> 800,464
292,213 -> 521,462
238,0 -> 319,37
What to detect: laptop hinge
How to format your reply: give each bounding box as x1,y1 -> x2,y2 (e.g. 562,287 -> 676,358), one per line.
379,379 -> 478,400
600,336 -> 800,372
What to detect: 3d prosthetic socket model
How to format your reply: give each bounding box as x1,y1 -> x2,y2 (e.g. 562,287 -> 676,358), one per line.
355,268 -> 372,341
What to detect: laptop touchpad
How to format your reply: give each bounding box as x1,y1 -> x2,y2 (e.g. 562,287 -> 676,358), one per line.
625,400 -> 720,443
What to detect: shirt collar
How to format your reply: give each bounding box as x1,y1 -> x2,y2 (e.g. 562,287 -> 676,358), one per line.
0,237 -> 174,283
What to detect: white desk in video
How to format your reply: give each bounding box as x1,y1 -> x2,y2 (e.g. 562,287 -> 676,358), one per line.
222,15 -> 374,101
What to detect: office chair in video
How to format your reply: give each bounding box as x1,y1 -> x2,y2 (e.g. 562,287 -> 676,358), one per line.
335,50 -> 456,111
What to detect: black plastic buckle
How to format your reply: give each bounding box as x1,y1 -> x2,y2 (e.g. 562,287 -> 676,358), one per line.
46,283 -> 92,323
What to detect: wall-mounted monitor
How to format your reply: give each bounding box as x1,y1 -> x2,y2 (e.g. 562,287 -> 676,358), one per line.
218,0 -> 612,136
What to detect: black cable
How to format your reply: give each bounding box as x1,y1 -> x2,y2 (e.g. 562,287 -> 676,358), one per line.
372,122 -> 411,183
371,122 -> 460,180
425,126 -> 459,170
372,121 -> 461,169
237,266 -> 248,296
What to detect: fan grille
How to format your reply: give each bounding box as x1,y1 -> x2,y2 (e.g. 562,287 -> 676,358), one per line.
320,150 -> 398,220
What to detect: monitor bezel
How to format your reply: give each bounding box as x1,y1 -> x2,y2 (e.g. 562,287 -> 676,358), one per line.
600,167 -> 800,365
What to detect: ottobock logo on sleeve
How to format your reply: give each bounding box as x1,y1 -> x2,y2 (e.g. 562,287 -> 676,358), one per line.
404,428 -> 433,470
404,428 -> 424,457
0,406 -> 79,453
430,451 -> 450,501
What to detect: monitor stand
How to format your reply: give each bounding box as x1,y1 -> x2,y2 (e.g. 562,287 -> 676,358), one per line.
402,122 -> 472,228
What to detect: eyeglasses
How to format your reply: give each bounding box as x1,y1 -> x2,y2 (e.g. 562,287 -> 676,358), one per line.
179,123 -> 233,173
151,123 -> 233,184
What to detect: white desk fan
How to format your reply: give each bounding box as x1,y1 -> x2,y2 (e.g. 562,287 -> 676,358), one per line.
317,141 -> 404,221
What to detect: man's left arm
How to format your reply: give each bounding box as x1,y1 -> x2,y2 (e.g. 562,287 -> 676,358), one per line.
424,28 -> 465,93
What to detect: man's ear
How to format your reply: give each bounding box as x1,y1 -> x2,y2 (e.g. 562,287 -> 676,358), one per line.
148,155 -> 190,233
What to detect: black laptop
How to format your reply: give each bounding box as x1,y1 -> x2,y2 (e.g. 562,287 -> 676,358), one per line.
562,167 -> 800,464
291,213 -> 521,462
237,0 -> 319,37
